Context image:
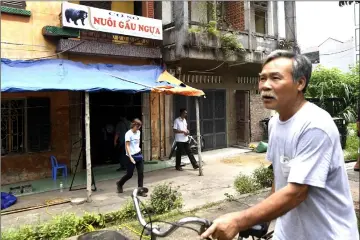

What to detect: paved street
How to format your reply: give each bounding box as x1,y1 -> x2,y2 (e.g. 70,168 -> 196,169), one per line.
3,147 -> 358,240
3,148 -> 266,230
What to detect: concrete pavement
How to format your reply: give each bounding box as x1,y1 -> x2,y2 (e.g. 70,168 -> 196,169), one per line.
3,148 -> 265,230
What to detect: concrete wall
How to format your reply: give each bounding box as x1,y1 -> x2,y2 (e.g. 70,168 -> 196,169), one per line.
1,2 -> 61,59
162,1 -> 172,24
318,38 -> 356,73
1,92 -> 70,185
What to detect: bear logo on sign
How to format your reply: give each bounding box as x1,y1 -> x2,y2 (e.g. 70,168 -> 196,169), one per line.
65,8 -> 88,26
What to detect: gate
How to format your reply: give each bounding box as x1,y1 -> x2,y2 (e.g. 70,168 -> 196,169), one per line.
173,89 -> 227,150
235,90 -> 250,145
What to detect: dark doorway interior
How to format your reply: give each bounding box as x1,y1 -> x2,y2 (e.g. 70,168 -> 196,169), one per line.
173,89 -> 227,151
89,92 -> 142,167
134,1 -> 142,16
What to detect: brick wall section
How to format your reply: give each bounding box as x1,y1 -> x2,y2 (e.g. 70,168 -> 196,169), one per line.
1,91 -> 70,185
147,1 -> 154,18
250,93 -> 272,142
143,1 -> 154,18
224,1 -> 245,31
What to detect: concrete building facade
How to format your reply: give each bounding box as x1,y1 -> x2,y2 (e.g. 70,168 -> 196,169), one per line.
157,1 -> 297,157
1,1 -> 162,185
1,1 -> 297,186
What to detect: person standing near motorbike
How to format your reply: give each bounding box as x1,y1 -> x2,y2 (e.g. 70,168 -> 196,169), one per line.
173,108 -> 199,171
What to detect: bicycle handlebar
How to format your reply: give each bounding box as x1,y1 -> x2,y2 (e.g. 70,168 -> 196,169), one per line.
132,188 -> 212,238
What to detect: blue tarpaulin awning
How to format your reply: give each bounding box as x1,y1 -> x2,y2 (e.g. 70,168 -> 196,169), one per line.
0,58 -> 205,96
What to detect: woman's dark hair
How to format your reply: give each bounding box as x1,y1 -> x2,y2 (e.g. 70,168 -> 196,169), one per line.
131,118 -> 142,128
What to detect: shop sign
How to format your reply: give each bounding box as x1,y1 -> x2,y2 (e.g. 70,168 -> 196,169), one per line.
61,2 -> 163,40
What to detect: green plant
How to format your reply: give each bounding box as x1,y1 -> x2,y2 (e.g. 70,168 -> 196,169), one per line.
224,192 -> 237,202
252,165 -> 274,188
1,183 -> 184,239
234,174 -> 260,194
306,64 -> 359,123
150,183 -> 183,214
187,2 -> 244,58
344,123 -> 359,161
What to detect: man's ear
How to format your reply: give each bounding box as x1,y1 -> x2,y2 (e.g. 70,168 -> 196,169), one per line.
297,77 -> 307,92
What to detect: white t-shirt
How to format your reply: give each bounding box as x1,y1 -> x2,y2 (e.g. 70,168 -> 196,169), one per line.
267,102 -> 359,240
124,130 -> 141,156
173,117 -> 189,142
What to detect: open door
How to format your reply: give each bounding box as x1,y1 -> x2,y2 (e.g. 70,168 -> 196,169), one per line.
235,90 -> 250,145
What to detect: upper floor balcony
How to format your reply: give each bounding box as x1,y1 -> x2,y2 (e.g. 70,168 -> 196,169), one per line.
161,1 -> 295,63
42,1 -> 162,59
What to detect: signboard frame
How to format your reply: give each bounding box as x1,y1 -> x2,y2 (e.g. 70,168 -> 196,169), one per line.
61,2 -> 163,40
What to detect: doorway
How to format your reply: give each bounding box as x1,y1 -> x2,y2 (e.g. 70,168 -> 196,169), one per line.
89,92 -> 142,167
235,90 -> 250,145
173,89 -> 227,150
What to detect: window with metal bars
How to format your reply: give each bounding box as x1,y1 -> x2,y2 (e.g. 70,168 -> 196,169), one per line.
0,1 -> 26,9
1,98 -> 51,155
79,1 -> 111,10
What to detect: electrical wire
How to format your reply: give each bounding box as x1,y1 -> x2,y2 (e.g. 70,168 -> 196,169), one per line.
320,47 -> 355,56
5,40 -> 86,61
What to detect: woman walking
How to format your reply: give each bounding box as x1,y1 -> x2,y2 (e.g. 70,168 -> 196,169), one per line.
116,118 -> 146,195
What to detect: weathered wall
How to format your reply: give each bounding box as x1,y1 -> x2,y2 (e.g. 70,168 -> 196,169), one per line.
1,92 -> 70,185
250,92 -> 272,142
1,2 -> 61,59
149,93 -> 166,160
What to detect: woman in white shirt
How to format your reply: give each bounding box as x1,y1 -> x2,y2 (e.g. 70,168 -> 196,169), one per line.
116,118 -> 146,196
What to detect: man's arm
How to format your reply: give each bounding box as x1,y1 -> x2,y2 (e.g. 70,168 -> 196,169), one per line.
201,128 -> 332,239
173,120 -> 185,134
236,182 -> 308,230
239,128 -> 331,229
114,126 -> 120,146
114,134 -> 119,146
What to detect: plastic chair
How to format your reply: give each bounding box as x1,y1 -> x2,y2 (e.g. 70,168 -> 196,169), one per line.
50,155 -> 68,180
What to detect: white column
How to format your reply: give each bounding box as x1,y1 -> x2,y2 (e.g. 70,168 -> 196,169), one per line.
195,97 -> 203,176
85,92 -> 92,202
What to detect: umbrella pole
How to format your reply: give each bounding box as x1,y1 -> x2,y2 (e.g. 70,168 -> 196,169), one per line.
195,97 -> 204,176
85,92 -> 92,202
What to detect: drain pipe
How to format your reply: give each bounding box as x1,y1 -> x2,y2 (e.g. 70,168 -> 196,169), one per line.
247,0 -> 253,58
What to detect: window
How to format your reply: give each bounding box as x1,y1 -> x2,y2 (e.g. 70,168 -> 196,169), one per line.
1,98 -> 51,155
79,1 -> 111,10
134,1 -> 142,16
0,1 -> 26,9
255,9 -> 266,34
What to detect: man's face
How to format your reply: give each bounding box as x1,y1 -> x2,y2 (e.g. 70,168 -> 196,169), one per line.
258,57 -> 305,111
181,110 -> 188,118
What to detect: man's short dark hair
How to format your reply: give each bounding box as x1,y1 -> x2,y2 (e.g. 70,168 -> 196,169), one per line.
180,108 -> 187,114
262,50 -> 312,93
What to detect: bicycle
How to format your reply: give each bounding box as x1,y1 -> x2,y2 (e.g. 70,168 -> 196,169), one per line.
168,134 -> 205,160
132,187 -> 273,240
76,187 -> 273,240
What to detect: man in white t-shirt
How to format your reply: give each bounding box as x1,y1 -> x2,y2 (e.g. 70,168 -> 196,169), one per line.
173,108 -> 199,171
201,50 -> 359,240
